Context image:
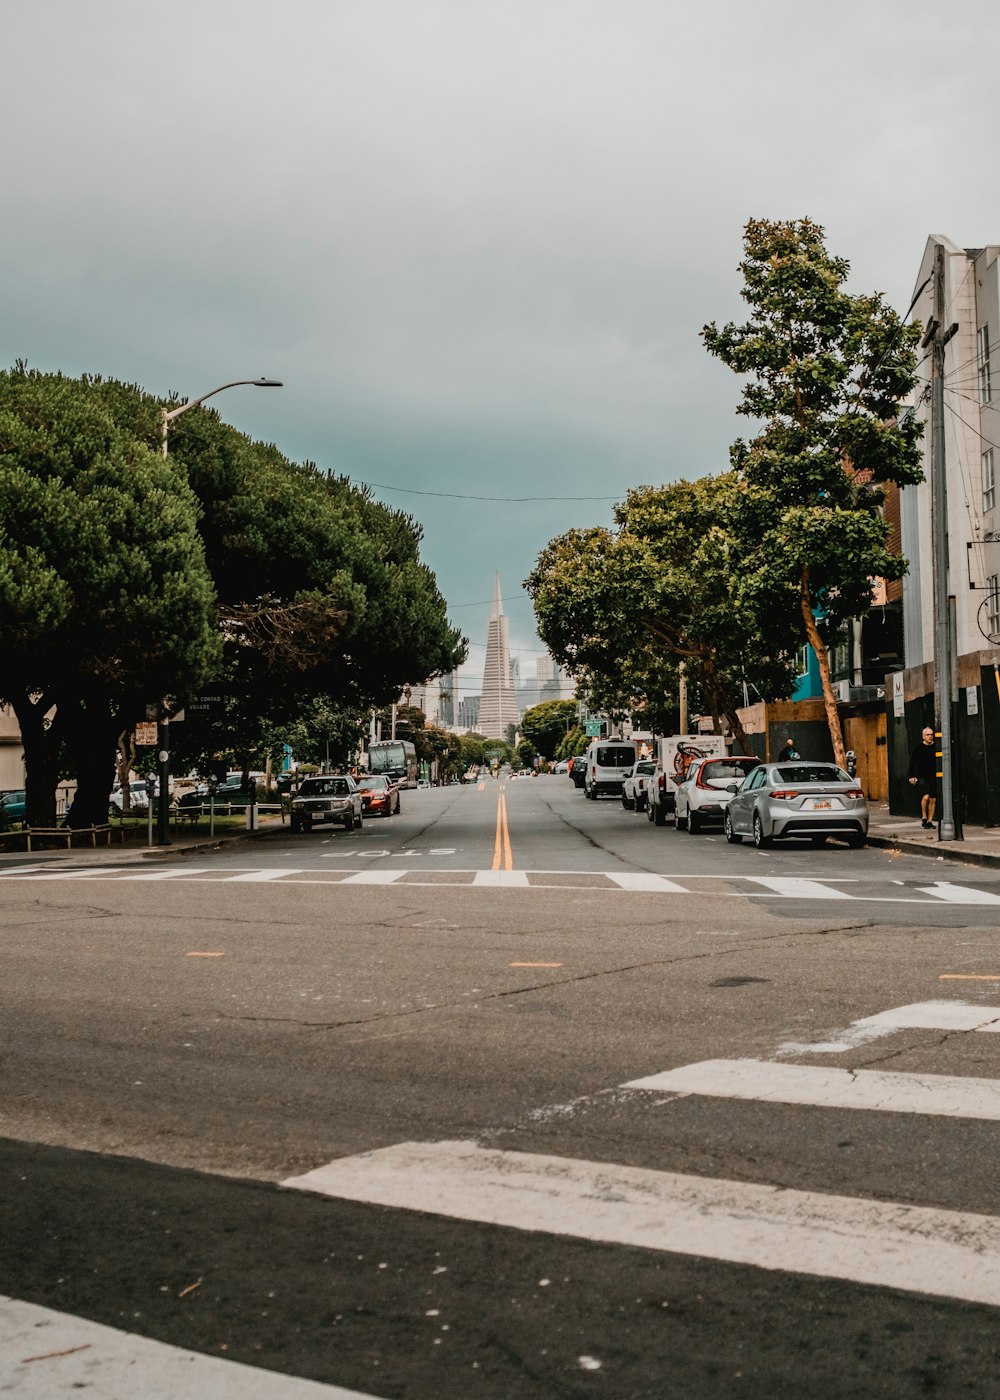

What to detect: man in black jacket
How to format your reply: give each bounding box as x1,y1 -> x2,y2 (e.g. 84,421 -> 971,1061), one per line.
908,726 -> 938,829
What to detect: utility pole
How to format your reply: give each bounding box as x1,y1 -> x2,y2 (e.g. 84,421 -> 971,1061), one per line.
925,241 -> 959,840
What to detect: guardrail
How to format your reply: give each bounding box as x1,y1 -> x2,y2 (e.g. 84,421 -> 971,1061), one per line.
7,825 -> 124,851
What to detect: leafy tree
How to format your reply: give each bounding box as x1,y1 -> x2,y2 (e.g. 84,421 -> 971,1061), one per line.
520,699 -> 579,759
554,726 -> 589,761
516,738 -> 538,769
702,218 -> 922,765
458,734 -> 487,767
527,475 -> 800,752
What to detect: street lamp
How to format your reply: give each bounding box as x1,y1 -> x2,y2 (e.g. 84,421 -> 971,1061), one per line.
156,376 -> 283,842
161,377 -> 283,458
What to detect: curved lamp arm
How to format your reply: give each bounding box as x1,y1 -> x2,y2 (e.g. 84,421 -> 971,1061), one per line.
161,377 -> 282,456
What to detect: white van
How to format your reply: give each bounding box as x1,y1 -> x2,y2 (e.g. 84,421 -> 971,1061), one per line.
583,739 -> 638,799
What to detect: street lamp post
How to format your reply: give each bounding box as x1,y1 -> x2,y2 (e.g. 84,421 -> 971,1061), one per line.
156,376 -> 283,843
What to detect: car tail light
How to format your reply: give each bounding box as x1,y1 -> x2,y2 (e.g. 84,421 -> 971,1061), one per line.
768,789 -> 800,800
845,788 -> 864,799
658,773 -> 666,791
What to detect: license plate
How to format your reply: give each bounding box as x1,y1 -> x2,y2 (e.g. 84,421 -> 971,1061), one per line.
812,799 -> 832,809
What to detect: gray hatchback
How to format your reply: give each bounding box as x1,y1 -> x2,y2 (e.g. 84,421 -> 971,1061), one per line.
724,762 -> 868,849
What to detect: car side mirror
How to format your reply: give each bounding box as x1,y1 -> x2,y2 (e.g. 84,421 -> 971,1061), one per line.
726,782 -> 739,794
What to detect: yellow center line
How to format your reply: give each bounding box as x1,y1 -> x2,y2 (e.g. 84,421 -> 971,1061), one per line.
492,785 -> 514,870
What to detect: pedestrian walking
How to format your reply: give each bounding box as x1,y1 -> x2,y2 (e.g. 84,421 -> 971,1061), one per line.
776,737 -> 799,762
908,726 -> 938,829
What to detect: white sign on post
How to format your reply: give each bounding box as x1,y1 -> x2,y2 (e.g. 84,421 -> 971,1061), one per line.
891,672 -> 905,719
966,686 -> 979,716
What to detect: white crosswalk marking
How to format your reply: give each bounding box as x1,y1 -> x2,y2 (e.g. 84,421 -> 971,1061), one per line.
745,876 -> 851,899
472,870 -> 530,886
918,881 -> 1000,905
29,866 -> 124,879
282,1139 -> 1000,1308
117,867 -> 213,880
223,869 -> 307,882
0,1295 -> 377,1398
624,1058 -> 1000,1120
605,872 -> 689,893
339,870 -> 407,885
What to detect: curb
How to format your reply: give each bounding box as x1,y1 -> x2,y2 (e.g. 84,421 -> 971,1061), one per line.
866,832 -> 1000,870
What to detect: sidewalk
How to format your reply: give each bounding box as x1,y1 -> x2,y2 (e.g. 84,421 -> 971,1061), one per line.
0,814 -> 290,867
866,804 -> 1000,870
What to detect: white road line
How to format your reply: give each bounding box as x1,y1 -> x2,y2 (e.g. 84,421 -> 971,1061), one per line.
918,882 -> 1000,905
472,870 -> 530,887
339,870 -> 408,885
116,867 -> 214,880
852,1001 -> 1000,1034
624,1058 -> 1000,1119
0,1295 -> 377,1398
745,876 -> 852,900
223,869 -> 307,882
0,864 -> 50,875
605,872 -> 690,893
282,1139 -> 1000,1309
23,866 -> 125,880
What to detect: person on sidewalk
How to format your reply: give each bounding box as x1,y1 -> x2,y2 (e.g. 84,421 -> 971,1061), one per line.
776,737 -> 800,762
908,726 -> 938,829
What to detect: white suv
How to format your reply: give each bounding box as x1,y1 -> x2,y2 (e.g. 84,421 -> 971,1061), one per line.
674,756 -> 761,832
622,759 -> 656,812
583,740 -> 638,800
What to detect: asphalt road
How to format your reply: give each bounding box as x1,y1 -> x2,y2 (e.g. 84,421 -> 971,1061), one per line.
3,776 -> 1000,1398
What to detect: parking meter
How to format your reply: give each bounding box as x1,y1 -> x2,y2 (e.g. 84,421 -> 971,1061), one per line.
846,750 -> 857,778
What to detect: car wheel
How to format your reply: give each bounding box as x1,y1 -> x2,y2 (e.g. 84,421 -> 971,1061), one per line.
753,813 -> 772,849
354,809 -> 363,829
290,816 -> 302,833
395,799 -> 401,814
845,833 -> 866,849
675,807 -> 688,831
724,811 -> 742,844
302,817 -> 312,833
646,799 -> 655,823
810,834 -> 828,846
688,811 -> 701,834
653,801 -> 667,827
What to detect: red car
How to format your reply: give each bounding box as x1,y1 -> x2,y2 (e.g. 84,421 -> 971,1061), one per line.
355,774 -> 401,817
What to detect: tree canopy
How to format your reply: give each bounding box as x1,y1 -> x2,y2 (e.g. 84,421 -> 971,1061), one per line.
0,365 -> 466,824
702,217 -> 922,763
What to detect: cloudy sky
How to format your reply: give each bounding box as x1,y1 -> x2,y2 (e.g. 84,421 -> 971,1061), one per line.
3,0 -> 997,706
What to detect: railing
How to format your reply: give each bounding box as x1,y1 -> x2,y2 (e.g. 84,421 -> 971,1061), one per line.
6,825 -> 124,851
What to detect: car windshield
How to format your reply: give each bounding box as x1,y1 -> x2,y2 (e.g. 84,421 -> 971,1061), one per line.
358,777 -> 387,790
775,765 -> 847,784
299,778 -> 350,796
636,761 -> 656,774
701,760 -> 759,781
596,747 -> 635,767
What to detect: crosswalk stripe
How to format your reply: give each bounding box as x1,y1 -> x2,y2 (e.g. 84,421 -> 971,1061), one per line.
339,870 -> 408,885
918,881 -> 1000,905
605,872 -> 689,893
0,1295 -> 377,1398
745,876 -> 851,899
472,870 -> 530,886
223,869 -> 307,882
623,1058 -> 1000,1120
281,1139 -> 1000,1308
28,866 -> 124,880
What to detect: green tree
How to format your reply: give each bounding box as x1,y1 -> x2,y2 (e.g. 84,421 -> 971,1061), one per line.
516,738 -> 538,769
527,475 -> 800,752
520,699 -> 579,759
702,218 -> 923,765
0,367 -> 219,826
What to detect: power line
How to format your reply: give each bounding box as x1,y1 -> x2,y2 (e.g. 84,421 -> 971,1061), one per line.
354,479 -> 620,503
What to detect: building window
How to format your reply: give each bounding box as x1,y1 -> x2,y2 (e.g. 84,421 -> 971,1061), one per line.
984,448 -> 996,512
978,325 -> 992,404
989,575 -> 1000,639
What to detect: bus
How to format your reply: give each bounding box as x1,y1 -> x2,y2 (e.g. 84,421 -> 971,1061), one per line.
365,740 -> 418,788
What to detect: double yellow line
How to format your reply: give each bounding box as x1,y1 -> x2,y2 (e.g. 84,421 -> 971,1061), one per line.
492,783 -> 513,870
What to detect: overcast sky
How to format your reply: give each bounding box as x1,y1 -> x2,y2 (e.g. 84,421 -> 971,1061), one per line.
3,0 -> 998,705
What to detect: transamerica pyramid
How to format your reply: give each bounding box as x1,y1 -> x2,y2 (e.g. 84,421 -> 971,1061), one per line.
478,572 -> 520,738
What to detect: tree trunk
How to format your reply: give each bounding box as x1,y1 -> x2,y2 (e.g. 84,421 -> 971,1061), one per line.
62,691 -> 122,828
7,691 -> 61,828
723,704 -> 754,756
800,564 -> 847,769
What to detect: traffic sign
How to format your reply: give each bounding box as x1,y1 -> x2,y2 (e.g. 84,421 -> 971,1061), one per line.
135,722 -> 158,745
585,720 -> 602,737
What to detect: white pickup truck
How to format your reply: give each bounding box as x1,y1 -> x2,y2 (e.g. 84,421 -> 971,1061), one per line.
645,734 -> 728,826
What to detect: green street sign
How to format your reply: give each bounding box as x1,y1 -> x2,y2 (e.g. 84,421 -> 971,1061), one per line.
585,720 -> 602,737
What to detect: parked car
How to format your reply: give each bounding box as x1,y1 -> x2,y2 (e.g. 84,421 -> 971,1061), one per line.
356,774 -> 400,817
0,789 -> 27,829
674,756 -> 761,832
583,740 -> 638,800
553,760 -> 570,774
622,760 -> 657,812
290,775 -> 363,833
568,756 -> 587,789
176,774 -> 254,812
109,780 -> 153,814
724,761 -> 868,849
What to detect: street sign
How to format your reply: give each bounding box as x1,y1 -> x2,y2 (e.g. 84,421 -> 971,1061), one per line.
135,722 -> 158,745
585,720 -> 602,737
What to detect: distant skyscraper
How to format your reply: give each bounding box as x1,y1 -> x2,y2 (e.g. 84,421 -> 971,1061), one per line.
478,573 -> 520,738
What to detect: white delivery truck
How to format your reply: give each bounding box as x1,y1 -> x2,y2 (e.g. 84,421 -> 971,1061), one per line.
646,734 -> 728,826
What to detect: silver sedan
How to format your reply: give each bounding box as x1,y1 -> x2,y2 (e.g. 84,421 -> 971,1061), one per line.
723,762 -> 868,849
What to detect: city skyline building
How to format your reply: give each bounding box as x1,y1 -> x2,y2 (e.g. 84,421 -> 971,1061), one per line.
477,572 -> 520,738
